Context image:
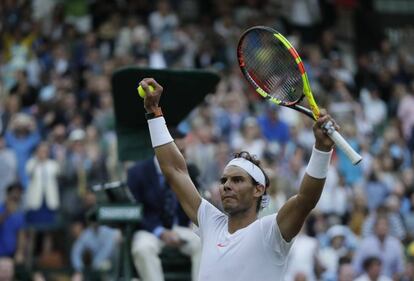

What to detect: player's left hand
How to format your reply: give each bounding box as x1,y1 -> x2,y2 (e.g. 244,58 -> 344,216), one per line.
140,78 -> 163,113
313,109 -> 337,152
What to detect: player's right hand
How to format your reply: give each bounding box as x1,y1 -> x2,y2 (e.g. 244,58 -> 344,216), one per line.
140,78 -> 163,113
313,109 -> 337,152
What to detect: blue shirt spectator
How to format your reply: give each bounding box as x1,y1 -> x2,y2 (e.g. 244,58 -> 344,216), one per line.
0,206 -> 24,257
0,183 -> 25,258
258,108 -> 290,145
71,224 -> 119,272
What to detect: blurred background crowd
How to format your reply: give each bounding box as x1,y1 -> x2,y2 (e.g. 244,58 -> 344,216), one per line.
1,0 -> 414,280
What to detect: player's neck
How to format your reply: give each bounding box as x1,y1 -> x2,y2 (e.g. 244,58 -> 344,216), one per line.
227,207 -> 258,234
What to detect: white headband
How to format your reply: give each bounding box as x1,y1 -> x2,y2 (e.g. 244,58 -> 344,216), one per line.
225,158 -> 266,186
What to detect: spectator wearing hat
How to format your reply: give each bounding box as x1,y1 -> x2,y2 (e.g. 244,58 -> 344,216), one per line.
5,113 -> 41,189
319,225 -> 357,280
61,128 -> 104,221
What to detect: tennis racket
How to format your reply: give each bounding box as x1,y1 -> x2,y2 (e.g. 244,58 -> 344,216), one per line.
237,26 -> 362,165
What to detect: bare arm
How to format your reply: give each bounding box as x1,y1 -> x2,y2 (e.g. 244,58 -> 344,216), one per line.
277,112 -> 335,241
14,230 -> 26,263
142,78 -> 202,225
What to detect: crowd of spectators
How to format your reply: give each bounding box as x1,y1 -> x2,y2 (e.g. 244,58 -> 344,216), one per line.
1,0 -> 414,280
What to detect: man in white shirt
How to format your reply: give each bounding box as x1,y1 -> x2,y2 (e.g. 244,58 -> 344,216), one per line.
140,78 -> 336,281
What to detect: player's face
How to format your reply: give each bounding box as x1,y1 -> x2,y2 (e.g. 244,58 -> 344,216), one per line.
219,166 -> 258,215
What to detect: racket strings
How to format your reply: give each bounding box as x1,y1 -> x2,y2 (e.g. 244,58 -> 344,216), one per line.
240,30 -> 303,103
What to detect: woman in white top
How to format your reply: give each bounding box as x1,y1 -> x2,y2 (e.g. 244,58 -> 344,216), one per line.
25,142 -> 60,226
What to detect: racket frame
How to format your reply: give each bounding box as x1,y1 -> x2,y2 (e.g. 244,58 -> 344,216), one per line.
237,26 -> 319,120
237,26 -> 362,165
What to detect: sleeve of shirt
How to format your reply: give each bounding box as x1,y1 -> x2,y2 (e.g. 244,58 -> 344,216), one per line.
196,199 -> 224,239
71,232 -> 88,271
260,214 -> 294,258
153,226 -> 166,238
92,227 -> 118,268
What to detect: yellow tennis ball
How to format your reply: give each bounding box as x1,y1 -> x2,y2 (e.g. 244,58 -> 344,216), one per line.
137,85 -> 154,98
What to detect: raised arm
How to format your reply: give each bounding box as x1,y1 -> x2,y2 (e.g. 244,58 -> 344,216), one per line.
141,78 -> 202,225
277,112 -> 336,241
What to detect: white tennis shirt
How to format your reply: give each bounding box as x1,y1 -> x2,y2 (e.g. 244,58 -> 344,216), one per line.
196,199 -> 294,281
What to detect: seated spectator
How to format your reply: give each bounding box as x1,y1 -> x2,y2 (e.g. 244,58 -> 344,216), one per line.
0,183 -> 25,264
337,258 -> 355,281
128,128 -> 201,281
362,204 -> 406,240
319,225 -> 357,278
354,256 -> 392,281
323,256 -> 355,281
71,210 -> 120,280
257,106 -> 290,148
353,215 -> 405,279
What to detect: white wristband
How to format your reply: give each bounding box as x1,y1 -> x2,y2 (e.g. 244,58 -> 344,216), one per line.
305,146 -> 332,179
148,117 -> 174,148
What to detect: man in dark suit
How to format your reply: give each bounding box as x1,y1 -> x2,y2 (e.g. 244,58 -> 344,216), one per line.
128,128 -> 201,281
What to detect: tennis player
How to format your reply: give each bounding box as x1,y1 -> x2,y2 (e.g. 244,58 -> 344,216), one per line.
140,78 -> 336,281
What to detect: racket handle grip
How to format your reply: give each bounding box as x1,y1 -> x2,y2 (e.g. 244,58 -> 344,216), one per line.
324,122 -> 362,165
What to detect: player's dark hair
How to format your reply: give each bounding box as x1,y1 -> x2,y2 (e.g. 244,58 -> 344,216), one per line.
233,151 -> 269,212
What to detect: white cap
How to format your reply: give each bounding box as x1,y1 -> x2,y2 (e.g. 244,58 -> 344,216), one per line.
327,225 -> 348,239
69,129 -> 85,141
